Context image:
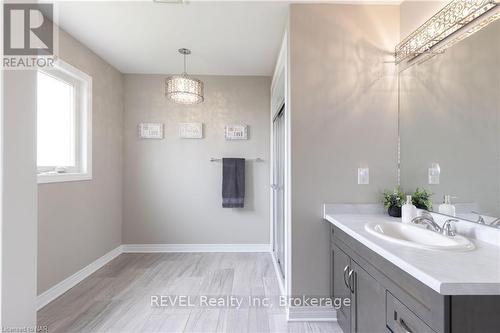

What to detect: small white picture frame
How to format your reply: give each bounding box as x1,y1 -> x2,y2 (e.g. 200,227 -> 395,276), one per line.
138,123 -> 164,139
179,122 -> 203,139
225,124 -> 248,140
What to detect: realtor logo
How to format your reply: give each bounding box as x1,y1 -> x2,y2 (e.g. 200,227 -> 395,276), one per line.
3,3 -> 53,56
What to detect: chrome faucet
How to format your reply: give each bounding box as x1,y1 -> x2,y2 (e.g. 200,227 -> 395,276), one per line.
411,212 -> 442,232
411,213 -> 459,237
471,211 -> 486,224
441,219 -> 459,237
489,218 -> 500,228
471,211 -> 500,228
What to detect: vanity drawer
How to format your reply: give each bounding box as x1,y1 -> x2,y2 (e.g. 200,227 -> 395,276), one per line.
387,292 -> 436,333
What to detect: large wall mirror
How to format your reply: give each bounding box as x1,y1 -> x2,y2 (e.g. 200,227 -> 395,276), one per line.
399,19 -> 500,228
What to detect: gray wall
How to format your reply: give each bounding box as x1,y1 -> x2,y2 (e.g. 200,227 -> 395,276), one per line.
2,70 -> 38,326
400,20 -> 500,218
122,75 -> 270,244
289,4 -> 400,297
37,28 -> 124,294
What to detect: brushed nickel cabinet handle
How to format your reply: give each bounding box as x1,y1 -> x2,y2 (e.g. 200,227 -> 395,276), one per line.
343,265 -> 350,290
347,269 -> 355,293
398,318 -> 413,333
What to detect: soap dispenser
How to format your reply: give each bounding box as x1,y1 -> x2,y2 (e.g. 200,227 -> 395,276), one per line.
402,195 -> 417,224
439,195 -> 456,217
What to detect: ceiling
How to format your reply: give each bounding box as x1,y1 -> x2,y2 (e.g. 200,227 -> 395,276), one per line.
53,1 -> 289,76
52,1 -> 402,76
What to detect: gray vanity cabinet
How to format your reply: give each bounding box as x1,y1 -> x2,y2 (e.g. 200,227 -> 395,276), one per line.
331,244 -> 351,333
386,292 -> 435,333
351,261 -> 386,333
330,224 -> 500,333
331,225 -> 440,333
332,236 -> 386,333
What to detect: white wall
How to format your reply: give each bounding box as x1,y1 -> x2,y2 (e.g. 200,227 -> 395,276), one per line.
37,28 -> 124,294
400,1 -> 446,39
122,75 -> 271,245
2,70 -> 38,326
289,4 -> 400,298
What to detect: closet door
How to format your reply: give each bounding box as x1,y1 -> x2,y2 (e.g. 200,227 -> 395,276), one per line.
272,106 -> 285,279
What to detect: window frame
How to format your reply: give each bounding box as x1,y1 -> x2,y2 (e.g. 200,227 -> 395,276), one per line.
36,70 -> 79,173
37,59 -> 92,184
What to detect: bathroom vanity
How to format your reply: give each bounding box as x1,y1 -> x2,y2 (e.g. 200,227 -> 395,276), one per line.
334,10 -> 500,333
325,212 -> 500,333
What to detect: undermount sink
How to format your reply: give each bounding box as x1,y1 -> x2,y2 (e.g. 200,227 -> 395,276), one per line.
365,222 -> 475,251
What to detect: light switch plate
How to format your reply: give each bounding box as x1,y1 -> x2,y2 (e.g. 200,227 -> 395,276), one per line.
225,124 -> 248,140
358,168 -> 369,185
138,123 -> 164,139
428,163 -> 441,184
179,122 -> 203,139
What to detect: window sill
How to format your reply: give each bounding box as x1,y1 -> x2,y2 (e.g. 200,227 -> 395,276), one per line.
37,172 -> 92,184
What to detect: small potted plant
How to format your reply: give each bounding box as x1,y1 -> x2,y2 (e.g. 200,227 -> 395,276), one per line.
382,187 -> 405,217
412,187 -> 433,211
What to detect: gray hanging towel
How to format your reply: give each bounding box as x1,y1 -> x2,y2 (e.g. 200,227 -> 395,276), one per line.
222,158 -> 245,208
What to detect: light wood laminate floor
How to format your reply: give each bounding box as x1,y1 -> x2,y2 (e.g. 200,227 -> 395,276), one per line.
38,253 -> 341,333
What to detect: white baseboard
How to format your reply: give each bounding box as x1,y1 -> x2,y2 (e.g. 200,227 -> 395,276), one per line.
122,243 -> 271,253
37,243 -> 335,323
287,306 -> 337,322
37,245 -> 123,310
37,243 -> 271,310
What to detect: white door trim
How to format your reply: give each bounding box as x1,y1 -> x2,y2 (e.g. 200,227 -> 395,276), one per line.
270,30 -> 291,303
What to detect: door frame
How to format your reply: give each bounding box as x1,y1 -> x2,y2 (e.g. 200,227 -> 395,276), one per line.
269,31 -> 291,300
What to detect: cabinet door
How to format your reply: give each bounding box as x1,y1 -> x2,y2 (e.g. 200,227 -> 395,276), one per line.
332,244 -> 351,333
351,261 -> 387,333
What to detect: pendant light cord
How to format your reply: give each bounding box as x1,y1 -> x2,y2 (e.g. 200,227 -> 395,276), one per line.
178,48 -> 191,75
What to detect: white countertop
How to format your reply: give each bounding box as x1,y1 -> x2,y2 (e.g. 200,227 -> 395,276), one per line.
325,213 -> 500,295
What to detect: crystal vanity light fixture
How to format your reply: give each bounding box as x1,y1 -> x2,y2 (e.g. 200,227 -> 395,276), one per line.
165,48 -> 204,105
395,0 -> 500,65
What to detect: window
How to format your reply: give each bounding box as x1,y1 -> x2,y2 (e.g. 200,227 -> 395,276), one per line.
37,60 -> 92,183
